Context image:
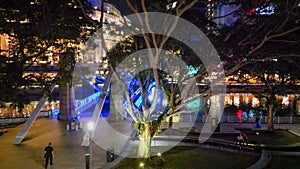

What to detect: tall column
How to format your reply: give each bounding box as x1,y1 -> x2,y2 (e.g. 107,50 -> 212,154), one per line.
209,94 -> 222,132
202,97 -> 209,123
296,99 -> 300,115
109,78 -> 125,122
58,49 -> 76,122
59,82 -> 73,122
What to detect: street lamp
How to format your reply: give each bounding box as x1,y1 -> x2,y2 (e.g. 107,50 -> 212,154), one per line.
139,162 -> 145,168
6,38 -> 11,57
157,153 -> 163,166
87,121 -> 94,136
83,121 -> 94,169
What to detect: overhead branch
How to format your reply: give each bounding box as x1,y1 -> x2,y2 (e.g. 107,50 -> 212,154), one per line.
238,24 -> 264,46
247,27 -> 300,57
75,0 -> 97,28
225,54 -> 300,76
126,0 -> 154,64
212,7 -> 240,20
268,27 -> 300,40
110,65 -> 140,122
177,0 -> 198,16
126,0 -> 138,13
158,0 -> 198,51
141,0 -> 158,51
268,39 -> 300,44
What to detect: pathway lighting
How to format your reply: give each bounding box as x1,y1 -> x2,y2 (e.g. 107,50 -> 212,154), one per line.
139,162 -> 145,168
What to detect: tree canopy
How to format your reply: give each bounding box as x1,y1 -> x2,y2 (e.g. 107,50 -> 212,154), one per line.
104,0 -> 300,158
0,0 -> 97,109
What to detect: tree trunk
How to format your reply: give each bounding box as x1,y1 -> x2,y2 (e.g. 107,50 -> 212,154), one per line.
267,104 -> 274,132
58,82 -> 73,122
168,116 -> 173,129
137,123 -> 152,158
202,98 -> 208,123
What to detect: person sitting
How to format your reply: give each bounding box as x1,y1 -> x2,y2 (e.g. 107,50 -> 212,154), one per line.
236,133 -> 244,146
242,132 -> 248,145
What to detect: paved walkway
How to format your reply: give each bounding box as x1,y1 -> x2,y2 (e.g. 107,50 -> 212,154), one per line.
0,118 -> 132,169
1,118 -> 300,169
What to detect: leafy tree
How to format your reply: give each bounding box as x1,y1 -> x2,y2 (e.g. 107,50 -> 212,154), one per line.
0,0 -> 97,116
190,0 -> 300,131
237,58 -> 300,131
104,0 -> 216,158
105,0 -> 300,158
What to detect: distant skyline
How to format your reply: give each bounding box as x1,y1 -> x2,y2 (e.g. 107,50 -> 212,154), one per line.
89,0 -> 131,15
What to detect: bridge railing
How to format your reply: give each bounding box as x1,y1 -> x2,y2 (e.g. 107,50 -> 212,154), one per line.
220,116 -> 299,124
177,113 -> 300,124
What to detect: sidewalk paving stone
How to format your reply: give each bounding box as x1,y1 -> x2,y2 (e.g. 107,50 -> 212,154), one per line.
1,118 -> 300,169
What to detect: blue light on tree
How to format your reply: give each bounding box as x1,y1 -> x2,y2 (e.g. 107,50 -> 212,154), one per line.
128,79 -> 166,116
185,96 -> 203,113
186,65 -> 201,76
256,5 -> 275,16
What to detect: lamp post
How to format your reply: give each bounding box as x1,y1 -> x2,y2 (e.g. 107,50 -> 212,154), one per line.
6,38 -> 11,57
85,121 -> 94,169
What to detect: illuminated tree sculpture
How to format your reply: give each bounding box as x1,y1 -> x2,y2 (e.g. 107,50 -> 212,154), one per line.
105,0 -> 300,158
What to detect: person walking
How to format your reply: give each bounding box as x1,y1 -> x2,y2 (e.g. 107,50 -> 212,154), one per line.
44,142 -> 54,168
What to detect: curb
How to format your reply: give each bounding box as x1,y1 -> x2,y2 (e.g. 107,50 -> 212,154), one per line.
288,129 -> 300,137
247,150 -> 271,169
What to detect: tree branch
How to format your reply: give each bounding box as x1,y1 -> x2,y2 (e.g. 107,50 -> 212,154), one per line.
75,0 -> 98,28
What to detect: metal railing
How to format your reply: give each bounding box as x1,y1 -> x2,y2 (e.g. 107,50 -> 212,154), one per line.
177,113 -> 300,124
220,116 -> 300,124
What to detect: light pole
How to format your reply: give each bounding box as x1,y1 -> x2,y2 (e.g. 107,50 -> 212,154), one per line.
6,38 -> 11,57
85,121 -> 94,169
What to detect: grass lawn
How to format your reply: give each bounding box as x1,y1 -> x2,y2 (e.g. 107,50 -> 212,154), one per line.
265,155 -> 300,169
112,146 -> 259,169
113,129 -> 300,169
207,129 -> 300,145
247,130 -> 300,145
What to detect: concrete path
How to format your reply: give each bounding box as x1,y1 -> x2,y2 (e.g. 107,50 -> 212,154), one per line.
1,118 -> 300,169
0,118 -> 112,169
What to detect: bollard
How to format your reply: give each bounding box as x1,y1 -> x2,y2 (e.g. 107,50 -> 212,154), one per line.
106,148 -> 115,162
70,121 -> 76,131
81,134 -> 90,147
85,153 -> 90,169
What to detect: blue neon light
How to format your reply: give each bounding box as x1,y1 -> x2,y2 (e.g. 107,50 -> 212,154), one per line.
73,92 -> 100,111
134,96 -> 143,108
52,109 -> 60,116
131,80 -> 166,114
256,6 -> 275,16
186,65 -> 201,76
148,81 -> 156,91
131,81 -> 157,110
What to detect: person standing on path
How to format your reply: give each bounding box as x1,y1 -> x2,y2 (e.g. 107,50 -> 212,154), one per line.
44,142 -> 54,168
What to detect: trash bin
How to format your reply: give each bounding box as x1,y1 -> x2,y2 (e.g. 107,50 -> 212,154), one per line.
106,148 -> 115,162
